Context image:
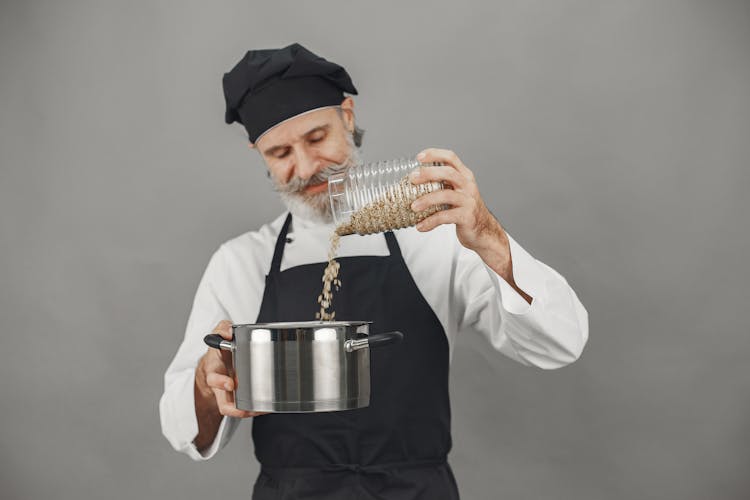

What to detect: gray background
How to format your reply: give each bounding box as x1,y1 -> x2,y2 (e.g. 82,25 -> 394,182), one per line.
1,0 -> 748,499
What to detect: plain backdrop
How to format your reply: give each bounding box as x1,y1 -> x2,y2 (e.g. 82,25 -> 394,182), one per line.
1,1 -> 749,499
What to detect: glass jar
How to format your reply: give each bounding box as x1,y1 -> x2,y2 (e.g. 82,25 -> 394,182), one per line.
327,157 -> 447,236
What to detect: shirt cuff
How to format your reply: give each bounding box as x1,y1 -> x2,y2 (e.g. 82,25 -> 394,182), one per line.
188,414 -> 233,461
162,367 -> 232,461
484,232 -> 549,315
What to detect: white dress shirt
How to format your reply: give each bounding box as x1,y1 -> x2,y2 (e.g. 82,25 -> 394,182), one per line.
159,212 -> 589,461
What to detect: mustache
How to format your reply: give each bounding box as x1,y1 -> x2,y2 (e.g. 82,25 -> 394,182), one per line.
274,162 -> 351,195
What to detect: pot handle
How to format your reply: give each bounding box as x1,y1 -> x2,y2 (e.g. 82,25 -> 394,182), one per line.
345,331 -> 403,352
204,334 -> 235,352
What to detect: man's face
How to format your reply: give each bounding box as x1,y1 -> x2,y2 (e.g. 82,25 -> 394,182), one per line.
254,101 -> 359,223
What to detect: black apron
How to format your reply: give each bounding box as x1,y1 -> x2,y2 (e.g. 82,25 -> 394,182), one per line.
251,214 -> 460,500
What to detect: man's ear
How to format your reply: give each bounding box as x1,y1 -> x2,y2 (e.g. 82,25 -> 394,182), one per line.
340,96 -> 355,132
248,142 -> 256,149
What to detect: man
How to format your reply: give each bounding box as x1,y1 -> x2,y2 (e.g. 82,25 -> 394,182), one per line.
160,43 -> 589,499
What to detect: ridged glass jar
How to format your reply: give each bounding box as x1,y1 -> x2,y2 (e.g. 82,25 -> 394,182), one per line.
327,157 -> 447,236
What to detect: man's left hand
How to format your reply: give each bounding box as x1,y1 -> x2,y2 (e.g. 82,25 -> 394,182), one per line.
409,148 -> 532,304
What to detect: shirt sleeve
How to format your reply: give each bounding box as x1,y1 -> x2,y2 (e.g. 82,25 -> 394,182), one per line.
457,232 -> 589,369
159,245 -> 241,460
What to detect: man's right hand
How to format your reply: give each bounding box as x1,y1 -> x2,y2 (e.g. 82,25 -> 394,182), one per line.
193,320 -> 266,452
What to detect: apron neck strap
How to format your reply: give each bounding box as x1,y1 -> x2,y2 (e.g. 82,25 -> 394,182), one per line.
270,213 -> 293,274
384,231 -> 402,259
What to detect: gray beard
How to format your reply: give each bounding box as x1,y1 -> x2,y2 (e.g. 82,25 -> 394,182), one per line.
271,137 -> 362,225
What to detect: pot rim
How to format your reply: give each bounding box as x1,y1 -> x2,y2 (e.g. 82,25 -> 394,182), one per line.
232,320 -> 372,329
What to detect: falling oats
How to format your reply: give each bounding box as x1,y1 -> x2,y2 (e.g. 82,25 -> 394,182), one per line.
316,174 -> 446,320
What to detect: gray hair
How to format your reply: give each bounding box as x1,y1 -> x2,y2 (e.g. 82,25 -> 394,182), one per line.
336,107 -> 365,148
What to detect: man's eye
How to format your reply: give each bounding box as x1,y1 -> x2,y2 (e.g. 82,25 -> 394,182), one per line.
275,150 -> 290,159
309,134 -> 325,143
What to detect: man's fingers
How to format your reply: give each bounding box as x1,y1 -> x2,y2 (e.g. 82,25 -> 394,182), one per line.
212,320 -> 233,340
204,320 -> 263,420
204,339 -> 234,369
415,207 -> 466,232
215,391 -> 249,418
208,320 -> 234,366
416,148 -> 473,178
212,386 -> 261,418
411,189 -> 465,212
410,165 -> 464,190
206,372 -> 234,391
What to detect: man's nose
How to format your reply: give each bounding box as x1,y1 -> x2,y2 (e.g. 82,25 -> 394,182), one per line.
294,151 -> 321,181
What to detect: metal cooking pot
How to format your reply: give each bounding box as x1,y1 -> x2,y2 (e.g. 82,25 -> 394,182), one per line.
204,321 -> 403,412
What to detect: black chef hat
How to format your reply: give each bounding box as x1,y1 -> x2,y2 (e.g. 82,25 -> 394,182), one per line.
223,43 -> 358,143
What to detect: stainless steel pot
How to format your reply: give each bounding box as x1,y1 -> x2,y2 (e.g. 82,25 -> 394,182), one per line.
204,321 -> 403,412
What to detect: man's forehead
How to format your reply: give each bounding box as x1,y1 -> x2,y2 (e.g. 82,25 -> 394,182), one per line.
256,106 -> 340,149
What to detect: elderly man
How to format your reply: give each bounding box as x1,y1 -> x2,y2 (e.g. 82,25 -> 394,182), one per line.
160,43 -> 588,500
